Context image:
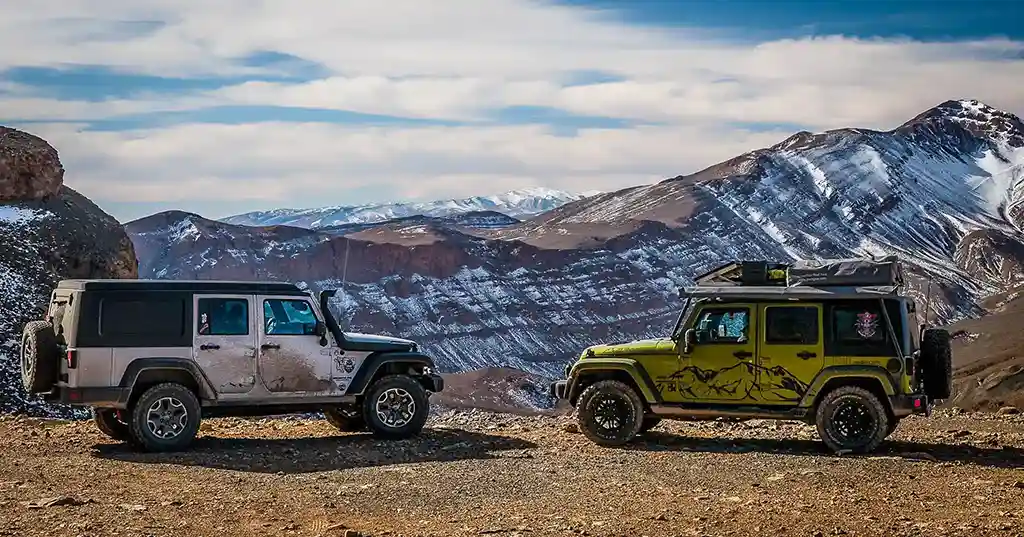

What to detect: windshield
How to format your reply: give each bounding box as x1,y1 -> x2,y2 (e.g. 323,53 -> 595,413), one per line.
670,297 -> 696,339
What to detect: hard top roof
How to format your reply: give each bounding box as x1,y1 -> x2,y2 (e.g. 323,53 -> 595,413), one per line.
56,279 -> 309,295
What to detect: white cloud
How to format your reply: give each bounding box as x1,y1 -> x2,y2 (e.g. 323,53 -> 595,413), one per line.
1,0 -> 1023,220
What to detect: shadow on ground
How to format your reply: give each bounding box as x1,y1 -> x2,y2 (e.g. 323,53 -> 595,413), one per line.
91,428 -> 536,474
632,431 -> 1024,469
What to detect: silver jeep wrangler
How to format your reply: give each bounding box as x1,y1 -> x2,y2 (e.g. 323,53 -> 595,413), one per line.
20,279 -> 445,452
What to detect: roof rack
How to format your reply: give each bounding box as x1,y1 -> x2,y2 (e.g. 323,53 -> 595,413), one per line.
691,256 -> 904,289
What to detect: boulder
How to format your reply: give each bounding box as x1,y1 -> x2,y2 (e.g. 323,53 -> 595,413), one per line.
0,125 -> 138,415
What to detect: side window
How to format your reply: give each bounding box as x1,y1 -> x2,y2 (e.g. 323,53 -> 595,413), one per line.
263,298 -> 318,335
764,306 -> 819,345
693,308 -> 749,343
197,298 -> 249,336
833,305 -> 885,343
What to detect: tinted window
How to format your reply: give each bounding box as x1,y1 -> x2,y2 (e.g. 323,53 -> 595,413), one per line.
100,299 -> 185,336
833,305 -> 885,343
693,308 -> 749,343
197,298 -> 249,336
765,306 -> 819,345
263,299 -> 317,335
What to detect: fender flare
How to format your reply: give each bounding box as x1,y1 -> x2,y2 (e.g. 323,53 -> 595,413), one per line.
799,365 -> 898,408
118,357 -> 217,402
346,351 -> 436,395
566,358 -> 662,405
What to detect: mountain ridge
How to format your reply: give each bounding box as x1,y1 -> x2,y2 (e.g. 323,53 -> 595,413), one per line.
124,99 -> 1024,405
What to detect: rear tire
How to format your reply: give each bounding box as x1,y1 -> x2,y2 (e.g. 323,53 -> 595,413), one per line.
920,328 -> 952,400
127,383 -> 202,452
21,321 -> 60,394
576,380 -> 644,446
92,408 -> 132,442
324,404 -> 367,432
815,385 -> 889,454
361,375 -> 429,440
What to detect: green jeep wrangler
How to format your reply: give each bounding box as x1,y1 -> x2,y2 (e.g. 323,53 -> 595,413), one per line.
550,257 -> 953,454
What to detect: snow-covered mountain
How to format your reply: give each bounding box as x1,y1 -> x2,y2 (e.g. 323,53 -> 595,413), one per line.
126,99 -> 1024,381
220,187 -> 598,229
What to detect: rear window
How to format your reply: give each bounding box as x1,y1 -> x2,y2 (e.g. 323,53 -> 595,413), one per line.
99,298 -> 185,336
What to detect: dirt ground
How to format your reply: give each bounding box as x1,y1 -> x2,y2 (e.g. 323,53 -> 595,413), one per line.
1,408 -> 1023,537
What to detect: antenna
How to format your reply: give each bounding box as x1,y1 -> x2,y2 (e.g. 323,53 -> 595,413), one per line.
921,278 -> 934,338
337,236 -> 351,331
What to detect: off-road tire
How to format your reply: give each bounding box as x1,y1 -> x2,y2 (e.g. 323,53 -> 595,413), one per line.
324,404 -> 367,432
20,321 -> 60,394
92,408 -> 132,442
127,383 -> 202,452
815,385 -> 889,454
361,375 -> 429,440
576,380 -> 645,447
920,328 -> 953,400
639,416 -> 662,434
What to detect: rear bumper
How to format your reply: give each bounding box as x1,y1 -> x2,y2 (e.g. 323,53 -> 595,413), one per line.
44,386 -> 129,408
891,393 -> 931,418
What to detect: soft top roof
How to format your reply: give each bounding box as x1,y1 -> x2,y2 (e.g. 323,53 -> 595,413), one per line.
56,279 -> 308,296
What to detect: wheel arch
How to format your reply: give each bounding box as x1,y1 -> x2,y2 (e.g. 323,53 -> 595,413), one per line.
566,360 -> 660,407
346,351 -> 437,395
805,369 -> 897,421
118,358 -> 216,407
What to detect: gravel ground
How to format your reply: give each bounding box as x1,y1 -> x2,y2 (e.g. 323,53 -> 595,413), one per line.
1,408 -> 1023,537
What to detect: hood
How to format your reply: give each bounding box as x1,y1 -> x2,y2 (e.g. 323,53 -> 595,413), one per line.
584,338 -> 677,357
344,332 -> 416,346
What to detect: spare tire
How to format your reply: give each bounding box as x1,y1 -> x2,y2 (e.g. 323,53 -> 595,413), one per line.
21,320 -> 60,394
920,328 -> 952,400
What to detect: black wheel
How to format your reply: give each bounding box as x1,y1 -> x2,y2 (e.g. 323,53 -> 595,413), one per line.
20,321 -> 60,394
920,328 -> 952,400
92,408 -> 132,442
815,385 -> 889,454
127,383 -> 202,452
639,416 -> 662,434
576,380 -> 644,446
361,375 -> 429,440
324,404 -> 367,432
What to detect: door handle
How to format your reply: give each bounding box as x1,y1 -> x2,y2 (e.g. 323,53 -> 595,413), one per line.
733,350 -> 753,359
261,343 -> 280,350
199,343 -> 220,350
797,351 -> 817,359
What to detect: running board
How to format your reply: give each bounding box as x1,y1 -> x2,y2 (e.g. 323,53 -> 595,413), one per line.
649,404 -> 809,421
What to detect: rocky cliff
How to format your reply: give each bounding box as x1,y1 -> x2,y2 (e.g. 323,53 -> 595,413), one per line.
0,126 -> 138,414
126,100 -> 1024,387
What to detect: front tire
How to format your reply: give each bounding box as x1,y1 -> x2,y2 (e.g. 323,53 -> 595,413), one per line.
361,375 -> 429,440
92,408 -> 131,442
127,383 -> 202,452
815,385 -> 889,454
576,380 -> 644,446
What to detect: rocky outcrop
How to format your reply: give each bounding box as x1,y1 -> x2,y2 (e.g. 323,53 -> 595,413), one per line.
0,127 -> 64,201
1,125 -> 138,415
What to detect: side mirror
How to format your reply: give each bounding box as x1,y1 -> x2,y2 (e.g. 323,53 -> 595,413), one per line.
315,320 -> 328,347
682,328 -> 696,354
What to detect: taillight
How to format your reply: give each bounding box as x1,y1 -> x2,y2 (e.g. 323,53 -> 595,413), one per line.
66,350 -> 78,369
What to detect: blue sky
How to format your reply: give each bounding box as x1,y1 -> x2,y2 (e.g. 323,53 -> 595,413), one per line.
1,0 -> 1022,222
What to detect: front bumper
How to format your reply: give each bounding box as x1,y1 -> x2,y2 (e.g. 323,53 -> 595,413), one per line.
549,380 -> 567,400
424,373 -> 445,392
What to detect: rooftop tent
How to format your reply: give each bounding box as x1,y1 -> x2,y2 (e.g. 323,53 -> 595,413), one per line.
692,256 -> 904,288
787,256 -> 904,287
